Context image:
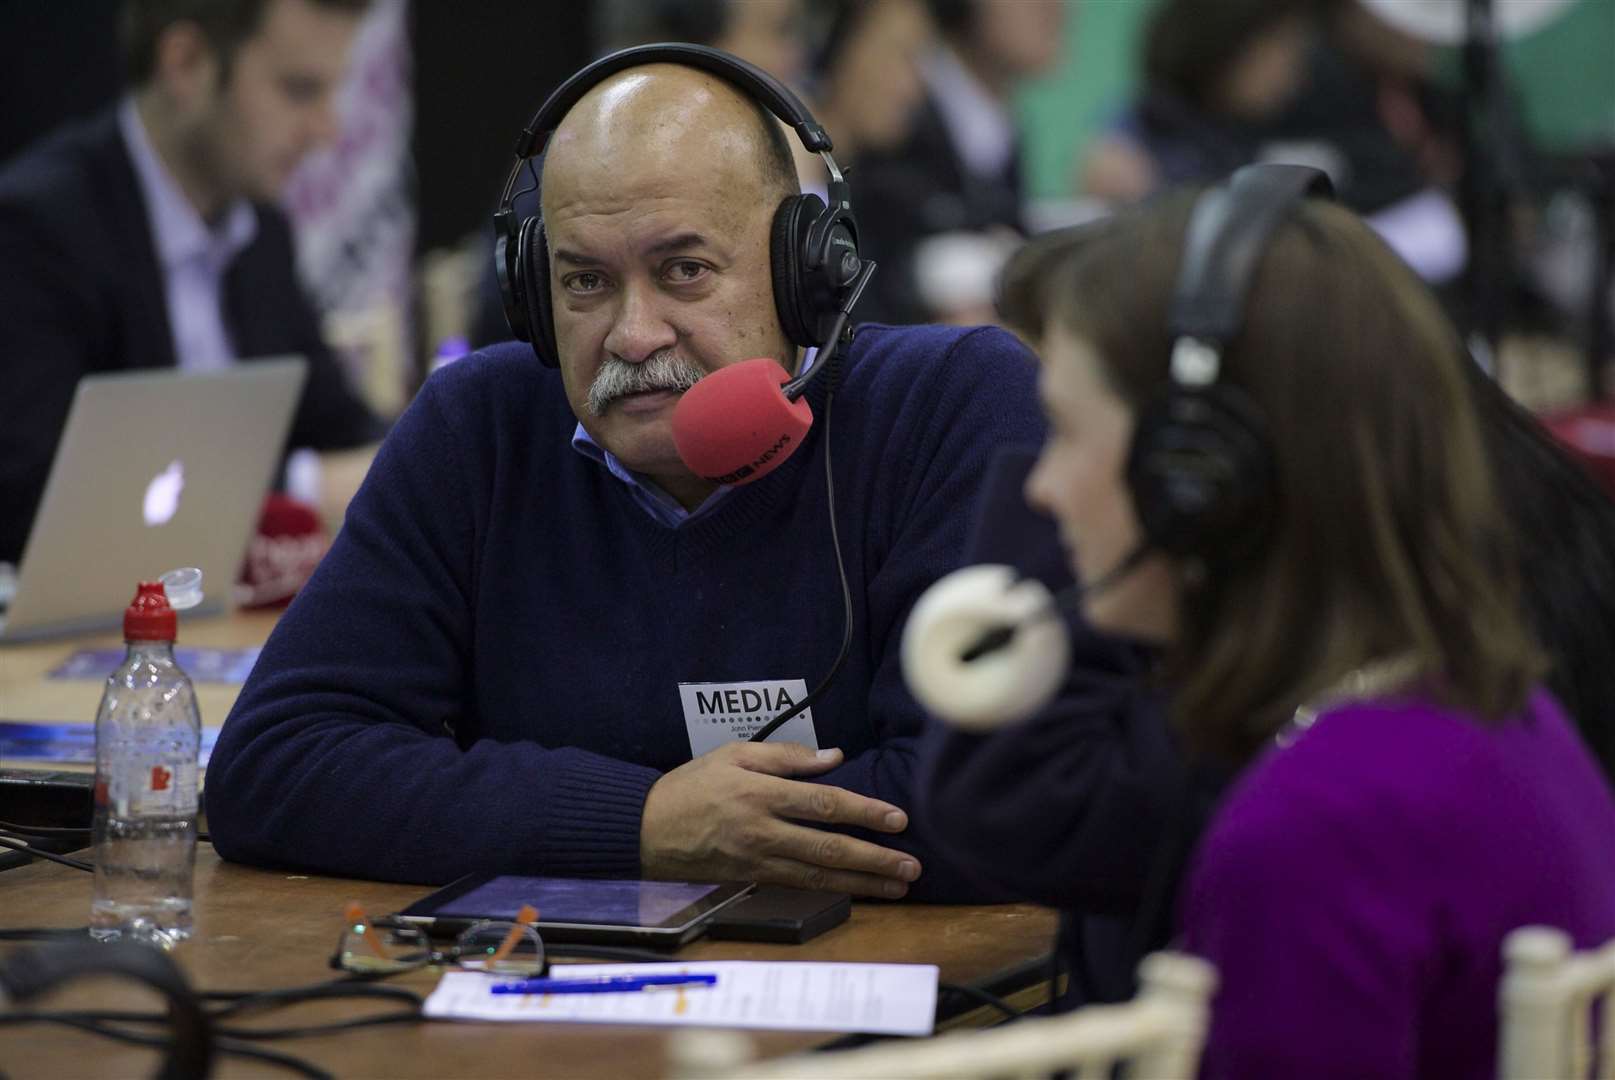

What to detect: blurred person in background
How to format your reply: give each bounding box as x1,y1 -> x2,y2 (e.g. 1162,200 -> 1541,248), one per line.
1081,0 -> 1316,200
592,0 -> 933,205
0,0 -> 387,566
592,0 -> 807,87
852,0 -> 1067,326
1082,0 -> 1468,286
791,0 -> 934,202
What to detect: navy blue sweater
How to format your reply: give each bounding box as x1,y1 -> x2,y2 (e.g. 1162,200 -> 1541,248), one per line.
207,326 -> 1042,899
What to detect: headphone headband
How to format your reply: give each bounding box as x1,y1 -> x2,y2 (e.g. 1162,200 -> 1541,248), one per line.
497,44 -> 850,232
1169,164 -> 1336,350
505,43 -> 834,186
494,42 -> 864,364
515,43 -> 831,156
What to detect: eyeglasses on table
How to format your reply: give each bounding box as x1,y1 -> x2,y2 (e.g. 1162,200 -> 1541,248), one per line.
332,901 -> 545,978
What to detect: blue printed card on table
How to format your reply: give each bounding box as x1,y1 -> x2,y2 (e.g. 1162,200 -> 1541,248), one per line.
48,647 -> 261,684
0,722 -> 220,765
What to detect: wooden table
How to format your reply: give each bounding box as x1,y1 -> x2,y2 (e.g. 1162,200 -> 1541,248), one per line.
0,846 -> 1058,1078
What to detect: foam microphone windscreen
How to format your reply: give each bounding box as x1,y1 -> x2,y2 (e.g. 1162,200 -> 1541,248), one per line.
671,357 -> 813,484
902,564 -> 1071,729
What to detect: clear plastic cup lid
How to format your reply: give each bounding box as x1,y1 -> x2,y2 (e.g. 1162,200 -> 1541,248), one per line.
158,567 -> 205,611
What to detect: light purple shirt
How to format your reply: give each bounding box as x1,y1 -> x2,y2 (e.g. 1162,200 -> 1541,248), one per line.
569,347 -> 817,526
118,98 -> 258,374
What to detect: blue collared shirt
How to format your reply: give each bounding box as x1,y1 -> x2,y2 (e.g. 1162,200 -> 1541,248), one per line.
118,97 -> 258,373
569,347 -> 817,526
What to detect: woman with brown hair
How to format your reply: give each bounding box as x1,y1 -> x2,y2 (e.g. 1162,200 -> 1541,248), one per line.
917,166 -> 1615,1076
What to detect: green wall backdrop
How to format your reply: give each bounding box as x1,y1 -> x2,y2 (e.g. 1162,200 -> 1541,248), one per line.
1014,0 -> 1615,200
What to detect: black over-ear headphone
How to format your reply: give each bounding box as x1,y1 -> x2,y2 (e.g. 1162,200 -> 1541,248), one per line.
494,43 -> 864,368
1126,163 -> 1336,560
1,940 -> 212,1077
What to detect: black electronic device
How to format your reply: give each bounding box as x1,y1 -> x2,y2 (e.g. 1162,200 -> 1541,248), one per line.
703,885 -> 850,944
393,874 -> 753,948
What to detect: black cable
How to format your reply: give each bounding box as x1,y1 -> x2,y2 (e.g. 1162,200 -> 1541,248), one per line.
516,156 -> 540,205
200,971 -> 389,1003
0,824 -> 206,862
0,835 -> 93,872
0,822 -> 204,843
206,982 -> 422,1020
0,928 -> 88,942
0,940 -> 214,1078
0,826 -> 84,846
0,819 -> 91,837
936,981 -> 1020,1023
0,930 -> 420,1072
211,1011 -> 419,1041
2,989 -> 419,1051
0,1014 -> 331,1080
750,365 -> 853,744
212,1036 -> 332,1079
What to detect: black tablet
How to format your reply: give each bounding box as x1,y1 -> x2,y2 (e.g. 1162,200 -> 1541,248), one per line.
392,874 -> 754,947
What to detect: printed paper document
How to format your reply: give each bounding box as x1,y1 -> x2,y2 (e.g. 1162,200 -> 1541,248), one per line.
423,961 -> 938,1036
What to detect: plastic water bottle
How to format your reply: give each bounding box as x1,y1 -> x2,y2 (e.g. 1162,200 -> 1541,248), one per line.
90,580 -> 201,946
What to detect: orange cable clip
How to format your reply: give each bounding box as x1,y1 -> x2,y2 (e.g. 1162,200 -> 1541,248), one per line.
480,903 -> 540,972
344,900 -> 390,959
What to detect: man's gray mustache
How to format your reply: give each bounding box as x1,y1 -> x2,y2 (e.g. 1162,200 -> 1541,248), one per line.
585,352 -> 705,417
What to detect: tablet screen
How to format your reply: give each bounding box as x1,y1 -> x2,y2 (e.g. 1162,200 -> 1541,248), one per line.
436,876 -> 721,927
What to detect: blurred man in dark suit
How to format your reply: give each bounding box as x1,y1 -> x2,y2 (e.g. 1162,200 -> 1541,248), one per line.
0,0 -> 386,564
852,0 -> 1065,326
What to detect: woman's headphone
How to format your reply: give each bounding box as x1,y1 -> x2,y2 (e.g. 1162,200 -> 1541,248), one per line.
1126,162 -> 1335,560
492,43 -> 865,368
902,163 -> 1337,730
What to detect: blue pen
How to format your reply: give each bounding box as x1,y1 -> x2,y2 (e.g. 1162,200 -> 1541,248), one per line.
490,973 -> 718,995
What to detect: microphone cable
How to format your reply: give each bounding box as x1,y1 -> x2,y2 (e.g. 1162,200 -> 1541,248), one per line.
748,343 -> 853,745
743,263 -> 877,748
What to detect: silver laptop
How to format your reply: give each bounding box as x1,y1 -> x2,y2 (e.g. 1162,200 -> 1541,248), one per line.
0,358 -> 308,643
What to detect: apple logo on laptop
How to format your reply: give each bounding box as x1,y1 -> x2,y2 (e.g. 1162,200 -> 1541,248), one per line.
142,460 -> 185,527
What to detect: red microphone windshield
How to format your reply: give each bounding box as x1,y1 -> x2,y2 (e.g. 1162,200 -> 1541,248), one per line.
671,357 -> 814,485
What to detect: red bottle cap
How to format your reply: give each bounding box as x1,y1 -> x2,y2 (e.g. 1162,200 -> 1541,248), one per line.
124,581 -> 177,642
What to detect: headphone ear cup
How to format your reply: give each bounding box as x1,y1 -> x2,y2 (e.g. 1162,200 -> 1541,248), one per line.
522,218 -> 560,368
495,220 -> 531,344
1127,386 -> 1273,558
770,194 -> 823,348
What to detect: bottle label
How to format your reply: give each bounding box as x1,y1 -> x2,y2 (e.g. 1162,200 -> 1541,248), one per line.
105,756 -> 198,816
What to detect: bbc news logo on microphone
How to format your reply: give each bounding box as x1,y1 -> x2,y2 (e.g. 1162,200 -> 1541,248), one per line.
713,433 -> 793,484
678,678 -> 818,756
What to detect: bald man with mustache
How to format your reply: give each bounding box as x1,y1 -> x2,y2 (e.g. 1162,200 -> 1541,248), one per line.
206,55 -> 1051,900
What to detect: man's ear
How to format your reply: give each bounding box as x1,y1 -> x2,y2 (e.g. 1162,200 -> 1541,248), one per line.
150,21 -> 221,111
